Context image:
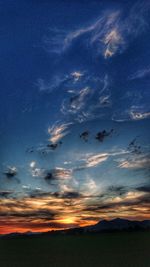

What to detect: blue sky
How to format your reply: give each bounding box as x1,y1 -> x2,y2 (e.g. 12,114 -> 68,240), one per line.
0,0 -> 150,233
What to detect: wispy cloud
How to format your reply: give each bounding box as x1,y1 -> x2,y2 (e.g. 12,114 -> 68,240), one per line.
45,2 -> 149,59
74,149 -> 129,171
129,67 -> 150,80
60,73 -> 113,123
48,121 -> 72,143
36,75 -> 70,93
85,153 -> 108,167
73,153 -> 109,171
119,156 -> 150,169
102,27 -> 124,58
61,87 -> 90,115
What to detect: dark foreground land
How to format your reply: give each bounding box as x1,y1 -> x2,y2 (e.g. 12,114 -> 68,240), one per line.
0,232 -> 149,267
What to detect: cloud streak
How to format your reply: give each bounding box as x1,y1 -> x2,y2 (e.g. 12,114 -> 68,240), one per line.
48,122 -> 72,143
129,67 -> 150,80
84,153 -> 108,168
118,156 -> 150,169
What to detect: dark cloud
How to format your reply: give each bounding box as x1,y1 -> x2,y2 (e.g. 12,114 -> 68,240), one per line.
0,201 -> 28,209
26,147 -> 34,153
80,131 -> 89,142
2,166 -> 20,184
0,191 -> 12,198
61,191 -> 82,199
3,167 -> 18,179
25,189 -> 82,200
44,172 -> 54,181
28,190 -> 52,198
0,209 -> 57,221
47,141 -> 62,150
128,138 -> 141,154
95,129 -> 114,142
136,185 -> 150,193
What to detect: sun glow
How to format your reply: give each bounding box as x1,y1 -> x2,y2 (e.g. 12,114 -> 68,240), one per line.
58,217 -> 76,225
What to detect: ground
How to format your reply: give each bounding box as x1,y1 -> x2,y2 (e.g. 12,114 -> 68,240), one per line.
0,232 -> 149,267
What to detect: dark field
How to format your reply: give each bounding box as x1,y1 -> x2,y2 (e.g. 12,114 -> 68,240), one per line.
0,232 -> 149,267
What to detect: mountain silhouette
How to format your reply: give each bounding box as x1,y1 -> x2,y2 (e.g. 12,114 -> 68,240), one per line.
84,218 -> 150,232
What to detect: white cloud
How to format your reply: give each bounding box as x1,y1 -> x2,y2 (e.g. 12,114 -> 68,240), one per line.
22,185 -> 30,190
130,111 -> 150,120
82,177 -> 98,195
53,168 -> 72,180
30,161 -> 36,168
71,71 -> 84,82
31,168 -> 44,177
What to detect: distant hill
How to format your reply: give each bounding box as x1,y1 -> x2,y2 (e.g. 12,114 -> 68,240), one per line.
64,218 -> 150,235
84,218 -> 150,232
1,218 -> 150,238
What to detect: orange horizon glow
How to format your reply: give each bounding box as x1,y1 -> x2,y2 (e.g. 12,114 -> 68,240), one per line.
1,214 -> 150,235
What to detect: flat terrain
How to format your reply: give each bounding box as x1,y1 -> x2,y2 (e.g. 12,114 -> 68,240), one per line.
0,232 -> 149,267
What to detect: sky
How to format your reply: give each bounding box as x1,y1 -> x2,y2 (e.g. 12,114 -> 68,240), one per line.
0,0 -> 150,234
